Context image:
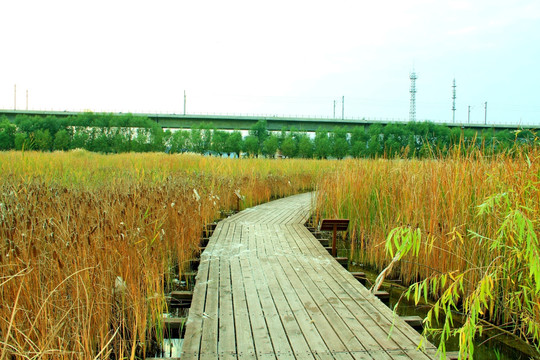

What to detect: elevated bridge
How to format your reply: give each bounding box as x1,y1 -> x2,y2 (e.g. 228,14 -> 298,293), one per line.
0,109 -> 530,132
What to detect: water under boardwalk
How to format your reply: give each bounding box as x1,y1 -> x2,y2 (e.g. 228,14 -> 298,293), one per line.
182,192 -> 438,359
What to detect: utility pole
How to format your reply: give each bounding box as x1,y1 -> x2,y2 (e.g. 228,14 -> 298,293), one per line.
484,101 -> 487,125
452,78 -> 456,123
468,105 -> 471,124
341,95 -> 344,120
183,90 -> 186,115
333,100 -> 336,118
26,90 -> 28,110
14,84 -> 16,110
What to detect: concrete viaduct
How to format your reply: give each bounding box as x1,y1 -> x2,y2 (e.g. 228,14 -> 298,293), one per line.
0,109 -> 530,132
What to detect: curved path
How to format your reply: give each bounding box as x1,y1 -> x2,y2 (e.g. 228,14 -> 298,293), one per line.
182,192 -> 437,359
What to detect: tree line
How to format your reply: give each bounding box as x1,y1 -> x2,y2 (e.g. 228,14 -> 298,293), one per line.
0,113 -> 537,158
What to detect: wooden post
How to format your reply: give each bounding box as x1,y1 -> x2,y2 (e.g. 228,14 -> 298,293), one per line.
332,224 -> 337,257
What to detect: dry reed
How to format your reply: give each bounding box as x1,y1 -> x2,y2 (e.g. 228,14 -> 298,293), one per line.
314,148 -> 540,349
0,150 -> 323,359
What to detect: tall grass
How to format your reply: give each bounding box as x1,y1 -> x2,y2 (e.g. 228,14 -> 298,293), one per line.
314,148 -> 540,356
0,150 -> 324,359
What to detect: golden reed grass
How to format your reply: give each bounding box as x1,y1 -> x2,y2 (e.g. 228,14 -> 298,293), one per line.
0,150 -> 323,359
315,148 -> 540,347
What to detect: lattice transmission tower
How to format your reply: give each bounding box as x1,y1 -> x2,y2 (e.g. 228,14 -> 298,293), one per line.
409,70 -> 417,122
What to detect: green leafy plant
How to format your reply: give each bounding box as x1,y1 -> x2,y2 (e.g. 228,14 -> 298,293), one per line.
386,185 -> 540,359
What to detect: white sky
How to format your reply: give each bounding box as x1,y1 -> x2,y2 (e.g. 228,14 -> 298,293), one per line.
1,0 -> 539,126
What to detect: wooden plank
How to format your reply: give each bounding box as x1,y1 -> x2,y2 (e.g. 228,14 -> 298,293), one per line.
401,316 -> 423,331
181,219 -> 229,358
183,192 -> 436,359
289,223 -> 436,358
273,240 -> 358,356
254,224 -> 317,360
199,251 -> 220,359
238,230 -> 276,359
320,219 -> 350,231
218,222 -> 236,360
292,195 -> 432,358
286,226 -> 399,350
181,251 -> 210,359
276,225 -> 376,360
163,316 -> 187,330
248,257 -> 295,358
244,223 -> 296,357
192,219 -> 230,359
230,251 -> 256,357
262,225 -> 334,360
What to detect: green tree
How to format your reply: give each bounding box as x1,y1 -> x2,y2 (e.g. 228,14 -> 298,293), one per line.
33,129 -> 53,151
201,126 -> 213,152
366,135 -> 382,158
212,130 -> 229,154
280,135 -> 297,158
330,127 -> 350,159
149,125 -> 165,152
493,130 -> 514,153
243,135 -> 259,157
132,129 -> 150,152
91,132 -> 112,153
225,131 -> 243,156
314,129 -> 331,159
190,128 -> 204,153
53,129 -> 71,150
111,131 -> 131,153
365,124 -> 384,158
262,135 -> 279,158
14,133 -> 31,150
15,115 -> 39,134
0,119 -> 16,150
170,130 -> 190,153
41,115 -> 62,137
382,124 -> 408,157
249,120 -> 269,147
162,130 -> 172,151
298,135 -> 314,158
71,130 -> 90,150
278,127 -> 288,146
350,127 -> 368,158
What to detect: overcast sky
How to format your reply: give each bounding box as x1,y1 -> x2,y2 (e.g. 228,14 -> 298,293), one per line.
1,0 -> 539,126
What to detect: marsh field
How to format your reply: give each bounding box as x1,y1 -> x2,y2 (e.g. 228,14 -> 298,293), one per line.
1,149 -> 539,359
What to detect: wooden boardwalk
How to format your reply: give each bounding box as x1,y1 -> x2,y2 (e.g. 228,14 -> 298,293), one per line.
182,192 -> 437,359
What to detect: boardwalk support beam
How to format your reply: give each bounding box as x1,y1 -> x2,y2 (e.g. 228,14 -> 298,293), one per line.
401,315 -> 423,331
350,271 -> 367,285
168,290 -> 193,308
374,290 -> 390,305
